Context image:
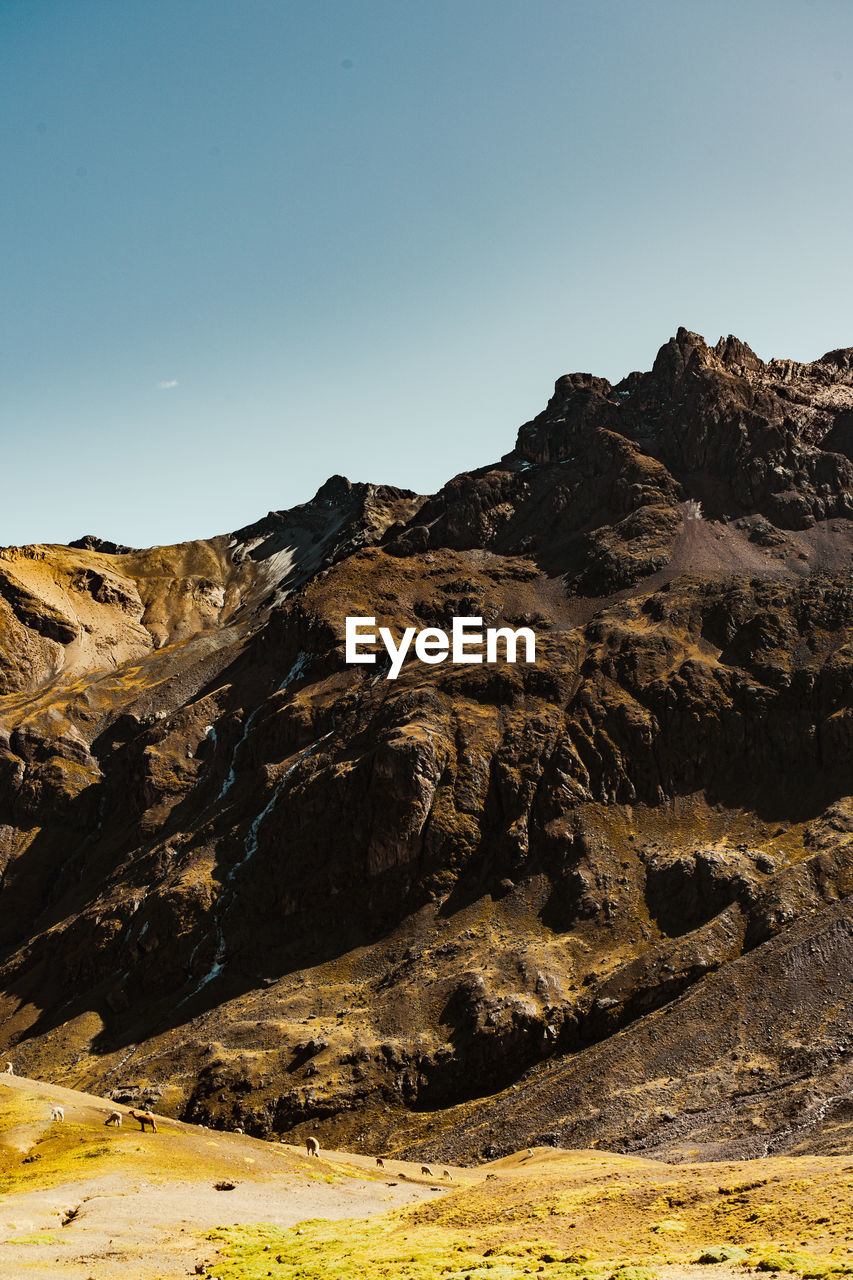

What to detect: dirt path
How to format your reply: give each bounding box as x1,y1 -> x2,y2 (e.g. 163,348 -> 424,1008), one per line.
0,1169 -> 445,1279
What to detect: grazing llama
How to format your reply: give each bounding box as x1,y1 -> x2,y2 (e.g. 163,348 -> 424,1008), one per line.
129,1109 -> 158,1132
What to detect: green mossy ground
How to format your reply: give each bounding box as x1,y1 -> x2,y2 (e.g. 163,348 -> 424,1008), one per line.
208,1213 -> 853,1280
208,1219 -> 610,1280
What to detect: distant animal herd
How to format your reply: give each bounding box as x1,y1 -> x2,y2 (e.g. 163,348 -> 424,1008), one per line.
39,1102 -> 155,1130
3,1063 -> 457,1178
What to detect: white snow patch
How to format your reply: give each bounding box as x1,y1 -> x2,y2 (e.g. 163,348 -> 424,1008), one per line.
259,545 -> 297,586
200,584 -> 226,609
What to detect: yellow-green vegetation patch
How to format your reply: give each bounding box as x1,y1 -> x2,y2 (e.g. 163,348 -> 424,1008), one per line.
208,1220 -> 606,1280
406,1152 -> 853,1262
0,1090 -> 124,1194
0,1081 -> 277,1196
648,1218 -> 686,1235
0,1087 -> 45,1133
694,1244 -> 748,1264
750,1250 -> 853,1278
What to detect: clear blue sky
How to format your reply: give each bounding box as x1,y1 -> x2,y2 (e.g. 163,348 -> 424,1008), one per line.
3,0 -> 852,548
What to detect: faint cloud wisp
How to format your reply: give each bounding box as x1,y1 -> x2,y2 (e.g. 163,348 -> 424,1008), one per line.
157,379 -> 179,390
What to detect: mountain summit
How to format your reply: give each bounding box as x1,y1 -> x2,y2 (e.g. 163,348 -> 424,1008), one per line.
2,330 -> 853,1163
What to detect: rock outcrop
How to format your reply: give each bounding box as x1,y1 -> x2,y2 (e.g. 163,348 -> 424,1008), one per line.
1,329 -> 853,1164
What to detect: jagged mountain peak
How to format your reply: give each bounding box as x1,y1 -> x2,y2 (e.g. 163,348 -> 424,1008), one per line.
654,325 -> 765,376
2,332 -> 853,1166
67,534 -> 137,556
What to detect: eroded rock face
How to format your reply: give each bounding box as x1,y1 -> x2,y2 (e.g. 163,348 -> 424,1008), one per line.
386,327 -> 853,592
2,329 -> 853,1164
518,328 -> 853,527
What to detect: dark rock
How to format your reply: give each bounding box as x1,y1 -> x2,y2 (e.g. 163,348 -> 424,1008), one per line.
2,327 -> 853,1167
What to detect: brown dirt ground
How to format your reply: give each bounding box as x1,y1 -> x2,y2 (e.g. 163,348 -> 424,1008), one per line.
0,1074 -> 459,1279
2,1074 -> 853,1279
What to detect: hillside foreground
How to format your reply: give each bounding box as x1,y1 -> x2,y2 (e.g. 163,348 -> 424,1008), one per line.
2,1075 -> 853,1280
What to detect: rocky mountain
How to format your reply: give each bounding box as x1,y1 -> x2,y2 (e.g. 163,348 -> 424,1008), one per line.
2,327 -> 853,1164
